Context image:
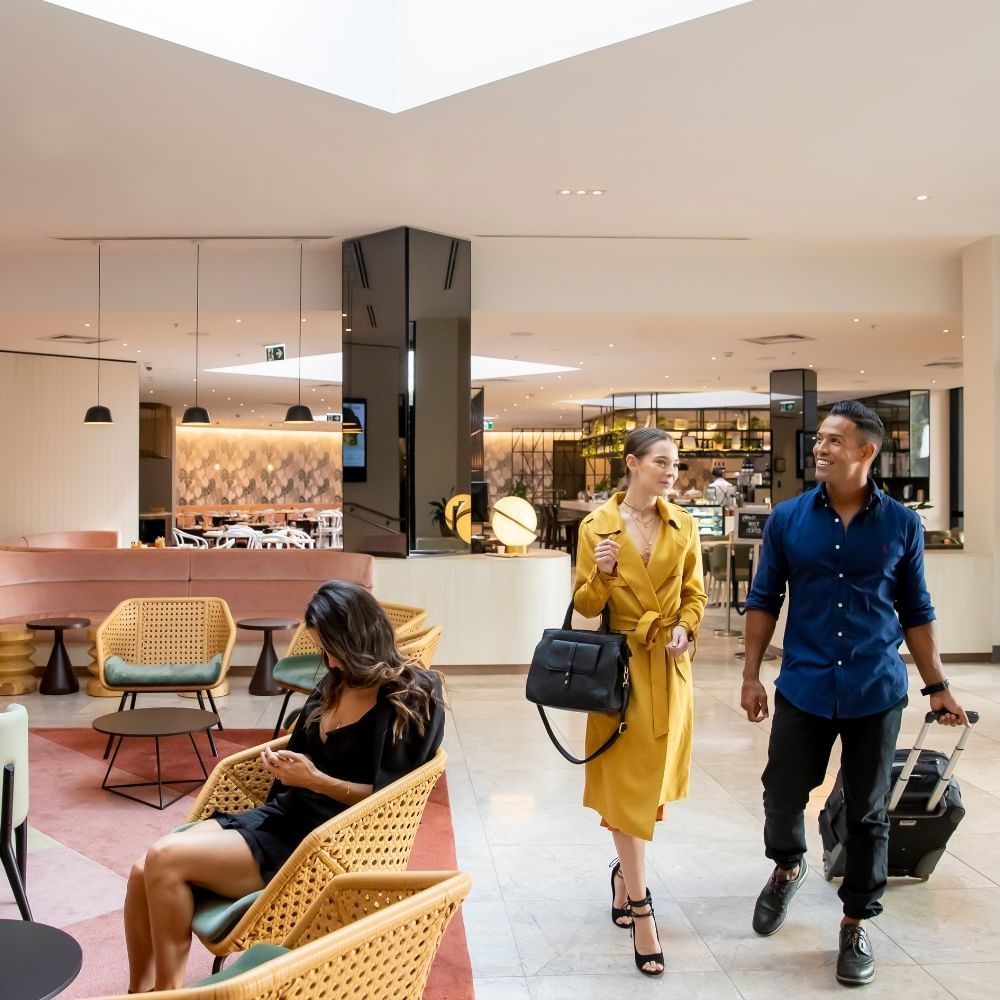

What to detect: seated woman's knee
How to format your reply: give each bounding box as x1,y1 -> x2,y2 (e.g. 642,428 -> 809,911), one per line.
143,833 -> 194,879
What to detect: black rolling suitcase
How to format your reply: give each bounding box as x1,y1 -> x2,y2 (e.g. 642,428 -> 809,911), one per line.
819,709 -> 979,882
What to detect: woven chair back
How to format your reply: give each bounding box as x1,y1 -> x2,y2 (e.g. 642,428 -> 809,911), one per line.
397,625 -> 442,669
81,871 -> 471,1000
282,605 -> 428,659
99,597 -> 235,665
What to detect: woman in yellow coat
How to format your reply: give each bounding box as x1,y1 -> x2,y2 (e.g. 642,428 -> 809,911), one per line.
574,428 -> 707,976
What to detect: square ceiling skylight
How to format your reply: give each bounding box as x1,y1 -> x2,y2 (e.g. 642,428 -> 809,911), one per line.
44,0 -> 754,112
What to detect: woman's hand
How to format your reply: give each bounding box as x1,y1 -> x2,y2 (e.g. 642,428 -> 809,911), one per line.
261,747 -> 322,791
594,537 -> 620,575
666,626 -> 690,656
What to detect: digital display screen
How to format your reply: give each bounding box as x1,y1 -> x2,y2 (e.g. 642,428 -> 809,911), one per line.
342,399 -> 367,483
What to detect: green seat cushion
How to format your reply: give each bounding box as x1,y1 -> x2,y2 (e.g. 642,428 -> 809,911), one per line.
104,653 -> 223,687
273,653 -> 324,691
191,889 -> 263,943
192,943 -> 289,986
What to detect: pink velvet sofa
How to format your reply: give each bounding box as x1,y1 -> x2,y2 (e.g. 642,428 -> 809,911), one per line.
0,548 -> 373,695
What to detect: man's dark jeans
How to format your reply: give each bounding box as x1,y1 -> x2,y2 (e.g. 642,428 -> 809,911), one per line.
762,690 -> 906,920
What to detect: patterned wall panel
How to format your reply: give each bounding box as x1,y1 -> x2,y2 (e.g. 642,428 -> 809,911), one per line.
177,427 -> 342,506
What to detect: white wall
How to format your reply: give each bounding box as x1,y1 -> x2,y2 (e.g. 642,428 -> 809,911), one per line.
0,352 -> 138,543
925,389 -> 949,532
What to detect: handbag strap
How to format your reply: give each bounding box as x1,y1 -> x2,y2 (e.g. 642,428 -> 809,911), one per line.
534,669 -> 631,765
561,600 -> 612,632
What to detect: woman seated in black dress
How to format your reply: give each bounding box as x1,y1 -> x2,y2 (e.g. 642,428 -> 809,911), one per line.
123,581 -> 445,993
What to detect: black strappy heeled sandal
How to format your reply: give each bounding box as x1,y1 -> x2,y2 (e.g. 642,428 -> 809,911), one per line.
628,891 -> 664,976
609,858 -> 632,928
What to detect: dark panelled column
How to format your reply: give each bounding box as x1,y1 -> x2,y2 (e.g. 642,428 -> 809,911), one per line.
342,227 -> 471,556
769,368 -> 818,504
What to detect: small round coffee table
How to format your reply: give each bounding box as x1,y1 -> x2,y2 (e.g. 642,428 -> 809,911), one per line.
0,918 -> 82,999
237,618 -> 300,696
26,618 -> 90,695
92,707 -> 220,809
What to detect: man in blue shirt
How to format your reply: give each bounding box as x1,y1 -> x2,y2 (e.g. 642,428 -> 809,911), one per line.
741,400 -> 968,987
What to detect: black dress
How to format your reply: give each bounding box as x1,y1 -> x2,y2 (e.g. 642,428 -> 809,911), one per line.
214,692 -> 377,882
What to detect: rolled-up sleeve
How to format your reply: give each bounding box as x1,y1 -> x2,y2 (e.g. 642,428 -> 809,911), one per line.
744,509 -> 788,618
895,514 -> 936,629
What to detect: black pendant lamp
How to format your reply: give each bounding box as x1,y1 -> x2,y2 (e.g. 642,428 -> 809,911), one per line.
181,243 -> 211,425
285,242 -> 314,424
84,243 -> 113,424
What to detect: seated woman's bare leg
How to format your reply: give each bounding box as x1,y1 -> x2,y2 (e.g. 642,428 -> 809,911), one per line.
142,821 -> 265,991
124,853 -> 155,993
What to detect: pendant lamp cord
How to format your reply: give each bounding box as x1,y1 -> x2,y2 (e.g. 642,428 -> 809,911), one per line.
297,241 -> 303,406
96,243 -> 102,404
194,242 -> 200,408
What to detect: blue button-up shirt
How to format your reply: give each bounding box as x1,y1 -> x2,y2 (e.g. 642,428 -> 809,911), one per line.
745,480 -> 935,719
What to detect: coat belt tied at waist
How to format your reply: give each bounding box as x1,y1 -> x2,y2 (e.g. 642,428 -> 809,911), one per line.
619,610 -> 681,739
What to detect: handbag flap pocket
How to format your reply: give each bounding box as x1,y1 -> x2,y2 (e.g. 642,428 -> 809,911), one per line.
546,639 -> 600,676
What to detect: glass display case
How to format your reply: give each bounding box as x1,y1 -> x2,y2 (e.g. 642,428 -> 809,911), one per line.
685,503 -> 725,537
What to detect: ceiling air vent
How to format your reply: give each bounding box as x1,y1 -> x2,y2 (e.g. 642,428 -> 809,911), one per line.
38,333 -> 108,345
740,334 -> 816,346
923,361 -> 962,369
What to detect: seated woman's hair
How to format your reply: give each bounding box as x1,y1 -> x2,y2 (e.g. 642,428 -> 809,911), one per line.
304,581 -> 441,740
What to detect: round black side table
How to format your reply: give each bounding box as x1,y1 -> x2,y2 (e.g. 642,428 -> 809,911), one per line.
92,707 -> 220,809
0,918 -> 82,999
26,618 -> 90,695
238,618 -> 300,696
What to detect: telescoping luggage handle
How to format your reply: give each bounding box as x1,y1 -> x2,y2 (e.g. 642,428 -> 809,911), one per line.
888,708 -> 980,813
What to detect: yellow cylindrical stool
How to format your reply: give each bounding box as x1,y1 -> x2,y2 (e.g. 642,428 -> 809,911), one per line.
0,628 -> 38,696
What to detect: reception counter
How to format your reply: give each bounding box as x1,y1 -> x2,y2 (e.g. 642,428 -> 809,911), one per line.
373,549 -> 572,667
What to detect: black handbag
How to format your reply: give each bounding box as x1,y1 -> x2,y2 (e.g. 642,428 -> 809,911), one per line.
525,601 -> 631,765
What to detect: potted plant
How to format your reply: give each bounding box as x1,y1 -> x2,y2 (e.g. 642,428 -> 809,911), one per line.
429,497 -> 453,536
507,476 -> 529,499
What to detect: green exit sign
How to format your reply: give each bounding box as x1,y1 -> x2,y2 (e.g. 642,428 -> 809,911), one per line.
778,400 -> 796,413
484,419 -> 494,430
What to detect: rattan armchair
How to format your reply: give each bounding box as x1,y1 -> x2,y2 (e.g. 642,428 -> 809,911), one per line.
82,870 -> 471,1000
96,598 -> 236,756
183,742 -> 448,967
270,606 -> 429,737
397,624 -> 443,669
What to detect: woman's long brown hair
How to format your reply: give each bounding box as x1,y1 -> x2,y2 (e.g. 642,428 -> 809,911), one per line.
304,581 -> 442,741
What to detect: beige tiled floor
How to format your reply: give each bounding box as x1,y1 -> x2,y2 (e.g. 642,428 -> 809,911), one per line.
8,607 -> 1000,999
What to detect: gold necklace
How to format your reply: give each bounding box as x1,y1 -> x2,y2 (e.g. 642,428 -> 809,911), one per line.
622,498 -> 657,525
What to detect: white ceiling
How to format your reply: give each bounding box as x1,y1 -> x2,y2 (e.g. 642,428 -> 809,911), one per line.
1,0 -> 996,426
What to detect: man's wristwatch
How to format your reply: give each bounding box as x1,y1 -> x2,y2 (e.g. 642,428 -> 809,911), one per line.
920,679 -> 950,696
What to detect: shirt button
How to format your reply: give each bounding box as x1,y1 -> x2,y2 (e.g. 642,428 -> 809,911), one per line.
837,660 -> 843,666
835,544 -> 841,550
834,517 -> 840,523
837,602 -> 843,608
837,631 -> 843,637
838,573 -> 844,578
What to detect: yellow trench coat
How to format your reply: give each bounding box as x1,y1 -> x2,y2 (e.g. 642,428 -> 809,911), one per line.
574,493 -> 707,840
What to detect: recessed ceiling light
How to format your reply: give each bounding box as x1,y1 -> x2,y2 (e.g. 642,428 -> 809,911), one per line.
136,349 -> 141,353
122,342 -> 127,347
711,356 -> 717,361
148,389 -> 154,394
961,334 -> 965,339
236,318 -> 242,324
915,194 -> 929,201
557,375 -> 562,379
859,369 -> 865,374
558,189 -> 571,195
591,190 -> 605,196
943,328 -> 949,333
808,364 -> 814,368
513,402 -> 518,406
575,190 -> 587,195
211,388 -> 216,392
931,379 -> 936,384
608,343 -> 614,348
853,317 -> 860,323
301,317 -> 307,323
84,322 -> 91,327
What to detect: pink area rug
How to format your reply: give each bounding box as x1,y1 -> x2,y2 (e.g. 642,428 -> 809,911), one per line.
5,727 -> 472,1000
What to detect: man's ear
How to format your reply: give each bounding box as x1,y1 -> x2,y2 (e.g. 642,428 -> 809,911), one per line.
861,441 -> 878,464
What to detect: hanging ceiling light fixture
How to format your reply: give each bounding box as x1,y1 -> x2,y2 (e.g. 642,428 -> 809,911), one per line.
285,241 -> 315,424
83,243 -> 113,424
181,242 -> 211,425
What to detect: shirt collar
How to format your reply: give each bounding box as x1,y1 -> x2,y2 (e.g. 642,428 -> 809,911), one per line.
812,478 -> 884,510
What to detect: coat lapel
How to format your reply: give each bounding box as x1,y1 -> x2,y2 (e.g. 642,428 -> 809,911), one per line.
603,494 -> 660,613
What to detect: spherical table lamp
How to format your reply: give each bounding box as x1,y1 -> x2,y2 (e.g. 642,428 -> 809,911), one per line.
491,496 -> 538,555
444,493 -> 472,543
